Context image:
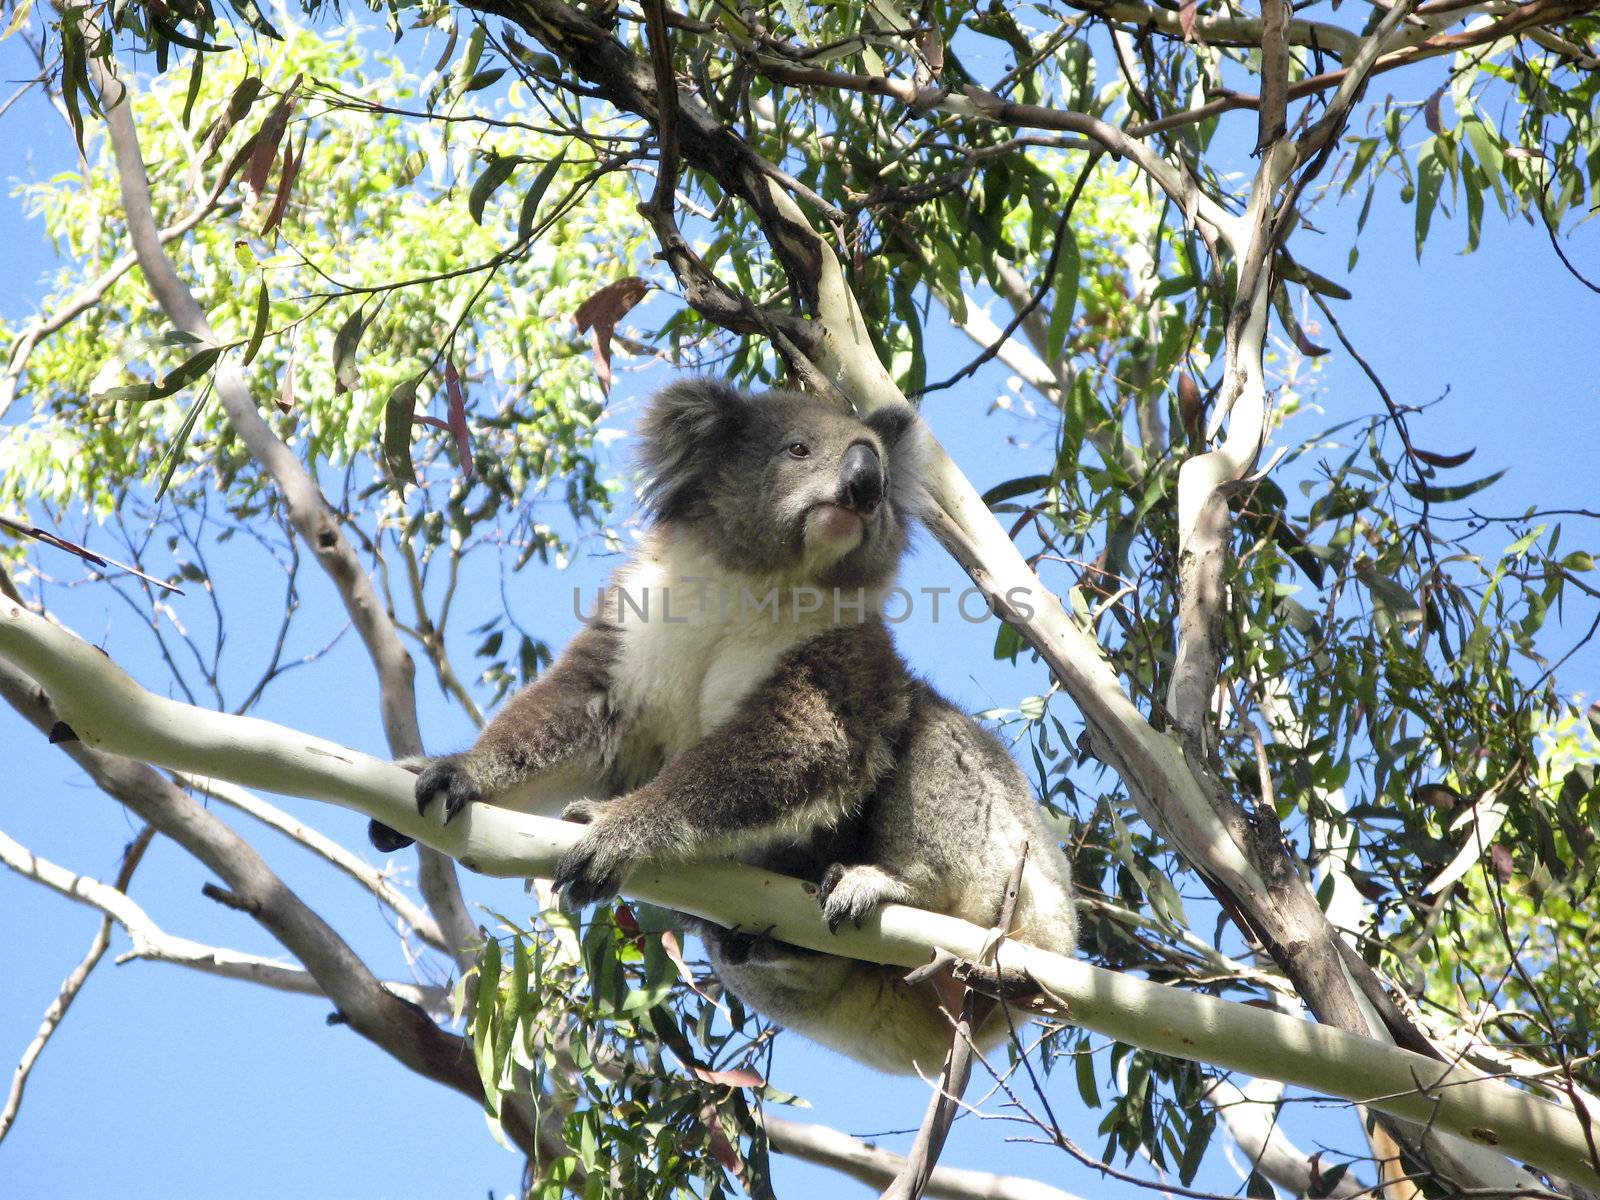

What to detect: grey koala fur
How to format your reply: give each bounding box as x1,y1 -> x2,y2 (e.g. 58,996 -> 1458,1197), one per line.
404,378 -> 1078,1074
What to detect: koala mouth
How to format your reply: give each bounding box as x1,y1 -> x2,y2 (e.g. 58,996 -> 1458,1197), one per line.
807,503 -> 865,547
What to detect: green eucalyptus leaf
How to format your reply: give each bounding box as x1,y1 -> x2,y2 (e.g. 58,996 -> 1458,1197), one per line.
470,154 -> 518,225
518,148 -> 568,243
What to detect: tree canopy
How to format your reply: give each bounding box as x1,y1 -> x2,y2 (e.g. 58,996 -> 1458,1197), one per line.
2,0 -> 1599,1196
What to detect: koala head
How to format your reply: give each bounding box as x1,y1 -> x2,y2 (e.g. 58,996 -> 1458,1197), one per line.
637,379 -> 924,590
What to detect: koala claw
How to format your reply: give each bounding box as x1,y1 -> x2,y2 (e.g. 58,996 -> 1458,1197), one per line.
414,759 -> 481,823
552,828 -> 632,909
818,863 -> 898,934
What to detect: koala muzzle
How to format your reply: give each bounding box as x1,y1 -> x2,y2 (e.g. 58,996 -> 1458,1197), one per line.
840,442 -> 884,514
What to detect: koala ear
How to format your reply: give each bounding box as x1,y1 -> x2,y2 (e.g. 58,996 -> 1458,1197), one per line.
864,404 -> 918,450
864,403 -> 929,519
638,379 -> 751,520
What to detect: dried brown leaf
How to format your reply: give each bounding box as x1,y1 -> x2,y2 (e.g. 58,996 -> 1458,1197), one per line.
699,1102 -> 743,1173
693,1064 -> 764,1088
574,276 -> 649,393
246,80 -> 299,196
1424,84 -> 1447,135
260,126 -> 305,235
1179,0 -> 1199,41
444,358 -> 474,479
1489,842 -> 1515,883
1414,782 -> 1460,810
1178,372 -> 1205,443
1413,446 -> 1476,469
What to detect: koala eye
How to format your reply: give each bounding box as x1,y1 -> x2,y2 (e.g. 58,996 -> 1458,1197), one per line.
786,441 -> 811,459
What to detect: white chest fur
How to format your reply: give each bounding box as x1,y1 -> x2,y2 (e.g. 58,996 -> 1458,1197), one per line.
606,536 -> 870,765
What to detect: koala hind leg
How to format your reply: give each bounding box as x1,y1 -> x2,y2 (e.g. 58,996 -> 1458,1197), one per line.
702,928 -> 955,1075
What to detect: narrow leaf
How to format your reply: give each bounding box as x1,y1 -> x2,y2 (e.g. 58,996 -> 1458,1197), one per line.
331,307 -> 366,395
693,1065 -> 764,1089
462,66 -> 506,93
1412,445 -> 1476,468
517,148 -> 567,243
242,280 -> 269,365
277,331 -> 296,413
246,87 -> 297,195
1354,562 -> 1423,628
1424,83 -> 1447,134
444,358 -> 474,479
1401,469 -> 1506,504
1178,0 -> 1198,40
4,0 -> 38,40
1273,284 -> 1329,356
469,154 -> 517,225
181,48 -> 205,128
1178,372 -> 1205,443
456,24 -> 486,87
154,380 -> 215,502
98,344 -> 223,403
1414,139 -> 1444,259
260,128 -> 304,235
1044,226 -> 1082,363
573,277 -> 648,393
383,377 -> 420,485
981,474 -> 1051,506
473,937 -> 502,1116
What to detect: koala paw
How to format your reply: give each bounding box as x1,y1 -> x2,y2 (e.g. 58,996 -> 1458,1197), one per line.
367,757 -> 437,851
367,820 -> 415,853
707,925 -> 782,967
553,817 -> 642,909
561,798 -> 610,825
818,863 -> 909,934
414,757 -> 482,823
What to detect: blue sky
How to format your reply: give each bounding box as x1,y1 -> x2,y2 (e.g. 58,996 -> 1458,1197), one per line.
2,11 -> 1598,1200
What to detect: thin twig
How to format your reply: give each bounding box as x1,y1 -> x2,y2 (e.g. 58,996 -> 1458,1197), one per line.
0,825 -> 153,1145
0,514 -> 184,595
914,154 -> 1102,397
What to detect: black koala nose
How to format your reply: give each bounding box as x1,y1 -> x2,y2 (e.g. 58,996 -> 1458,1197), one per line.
840,443 -> 884,514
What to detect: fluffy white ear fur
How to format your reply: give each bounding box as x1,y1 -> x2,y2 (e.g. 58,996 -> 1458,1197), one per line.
894,410 -> 936,529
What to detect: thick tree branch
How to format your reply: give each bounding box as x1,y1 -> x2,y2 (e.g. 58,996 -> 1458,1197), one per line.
1074,0 -> 1363,59
0,597 -> 1593,1190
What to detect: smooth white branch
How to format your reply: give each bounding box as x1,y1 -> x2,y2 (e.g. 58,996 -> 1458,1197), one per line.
765,1115 -> 1084,1200
1209,1076 -> 1369,1200
1,596 -> 1594,1189
0,825 -> 447,1012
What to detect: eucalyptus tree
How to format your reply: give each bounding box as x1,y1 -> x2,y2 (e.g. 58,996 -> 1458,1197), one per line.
3,0 -> 1599,1196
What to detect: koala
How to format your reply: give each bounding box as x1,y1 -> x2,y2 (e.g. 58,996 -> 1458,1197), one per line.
392,379 -> 1077,1074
